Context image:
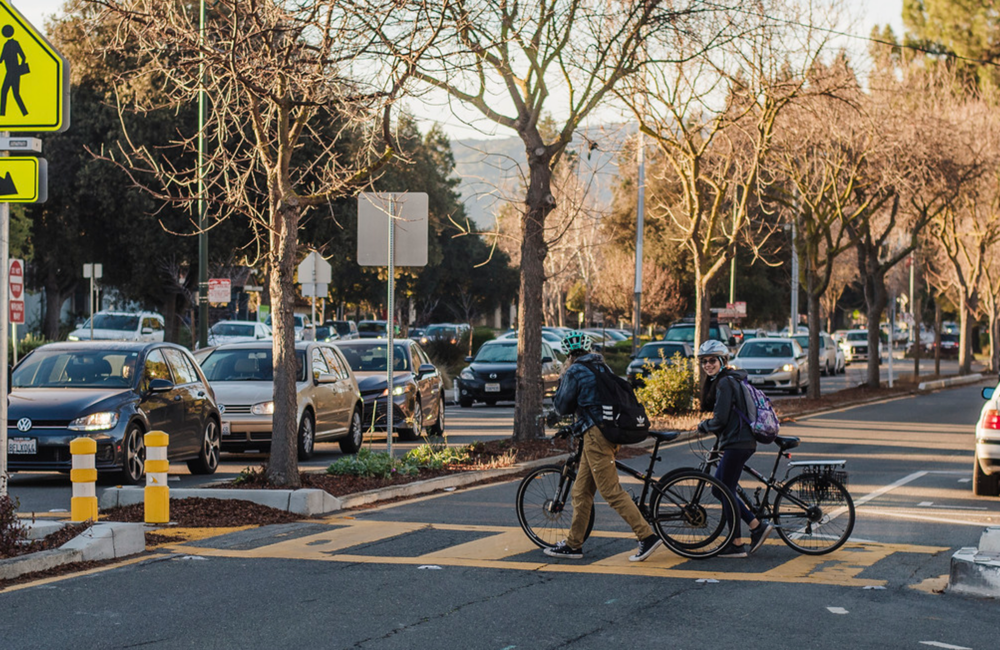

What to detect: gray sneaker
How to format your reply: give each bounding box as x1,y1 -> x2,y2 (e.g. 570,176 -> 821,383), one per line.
749,522 -> 774,554
717,542 -> 749,558
544,541 -> 583,559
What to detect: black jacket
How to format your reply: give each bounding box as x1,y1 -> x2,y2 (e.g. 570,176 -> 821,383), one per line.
698,368 -> 756,451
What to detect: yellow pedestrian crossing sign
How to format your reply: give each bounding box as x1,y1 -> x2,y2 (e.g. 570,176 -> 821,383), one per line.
0,1 -> 70,132
0,156 -> 46,203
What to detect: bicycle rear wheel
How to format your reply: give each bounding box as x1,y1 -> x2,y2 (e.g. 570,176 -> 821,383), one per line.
516,465 -> 595,549
650,469 -> 736,559
773,473 -> 855,555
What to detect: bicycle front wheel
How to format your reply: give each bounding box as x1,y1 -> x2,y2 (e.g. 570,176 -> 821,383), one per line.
773,473 -> 855,555
651,469 -> 736,559
515,465 -> 594,549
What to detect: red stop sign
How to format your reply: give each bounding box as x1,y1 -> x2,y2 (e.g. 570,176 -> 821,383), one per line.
9,259 -> 23,300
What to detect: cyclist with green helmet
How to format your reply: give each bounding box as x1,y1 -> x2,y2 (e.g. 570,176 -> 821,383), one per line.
544,330 -> 663,562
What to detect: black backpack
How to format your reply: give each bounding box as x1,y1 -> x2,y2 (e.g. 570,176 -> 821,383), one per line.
579,360 -> 651,445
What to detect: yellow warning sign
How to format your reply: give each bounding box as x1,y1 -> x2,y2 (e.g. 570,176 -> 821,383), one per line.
0,1 -> 70,132
0,156 -> 45,202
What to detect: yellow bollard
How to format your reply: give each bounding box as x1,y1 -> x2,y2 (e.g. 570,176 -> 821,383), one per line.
70,437 -> 98,522
144,431 -> 170,524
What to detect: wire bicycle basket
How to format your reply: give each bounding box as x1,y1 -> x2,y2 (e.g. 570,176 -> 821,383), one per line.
796,464 -> 849,503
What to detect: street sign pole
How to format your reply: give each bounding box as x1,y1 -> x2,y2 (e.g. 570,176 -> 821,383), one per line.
386,196 -> 396,457
1,131 -> 8,497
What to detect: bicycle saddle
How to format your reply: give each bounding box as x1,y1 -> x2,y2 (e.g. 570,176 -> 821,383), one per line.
649,430 -> 680,443
774,435 -> 800,450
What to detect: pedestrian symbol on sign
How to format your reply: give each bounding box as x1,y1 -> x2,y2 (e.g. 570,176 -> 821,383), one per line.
0,24 -> 27,116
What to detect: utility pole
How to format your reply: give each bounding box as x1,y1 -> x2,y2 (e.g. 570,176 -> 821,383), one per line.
790,220 -> 799,333
197,0 -> 209,348
632,132 -> 645,356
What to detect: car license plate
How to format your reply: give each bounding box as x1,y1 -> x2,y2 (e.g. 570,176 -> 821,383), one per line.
485,383 -> 501,393
221,421 -> 232,436
749,377 -> 764,385
8,437 -> 36,454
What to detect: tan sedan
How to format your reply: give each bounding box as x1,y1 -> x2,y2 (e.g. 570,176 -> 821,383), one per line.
198,341 -> 364,459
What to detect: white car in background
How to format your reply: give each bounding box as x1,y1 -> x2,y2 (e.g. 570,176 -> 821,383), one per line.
67,311 -> 165,342
207,320 -> 272,346
975,381 -> 1000,497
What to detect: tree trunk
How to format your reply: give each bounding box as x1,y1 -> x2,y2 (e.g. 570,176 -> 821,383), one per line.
265,201 -> 302,487
163,294 -> 178,344
807,289 -> 821,399
43,269 -> 69,341
512,142 -> 553,442
693,273 -> 711,382
959,296 -> 974,375
934,300 -> 942,376
989,311 -> 998,375
858,243 -> 887,388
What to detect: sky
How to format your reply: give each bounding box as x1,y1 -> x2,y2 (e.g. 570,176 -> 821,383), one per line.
16,0 -> 907,141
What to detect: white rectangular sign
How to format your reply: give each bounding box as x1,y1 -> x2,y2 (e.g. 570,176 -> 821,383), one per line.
208,278 -> 231,303
357,192 -> 429,267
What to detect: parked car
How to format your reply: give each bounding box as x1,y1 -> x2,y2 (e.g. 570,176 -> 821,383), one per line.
264,313 -> 311,340
663,320 -> 737,355
312,325 -> 339,342
199,341 -> 364,458
791,333 -> 844,376
496,330 -> 566,347
67,311 -> 165,342
928,333 -> 960,358
357,320 -> 400,339
326,320 -> 359,340
207,320 -> 272,346
334,339 -> 445,439
456,339 -> 564,407
626,341 -> 694,387
584,328 -> 628,343
7,342 -> 221,484
974,382 -> 1000,496
418,323 -> 470,347
729,337 -> 809,394
839,329 -> 883,364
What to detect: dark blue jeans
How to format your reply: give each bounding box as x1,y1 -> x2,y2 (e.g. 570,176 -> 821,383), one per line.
712,448 -> 756,540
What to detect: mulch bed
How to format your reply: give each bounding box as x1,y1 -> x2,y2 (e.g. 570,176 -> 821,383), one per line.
102,498 -> 305,527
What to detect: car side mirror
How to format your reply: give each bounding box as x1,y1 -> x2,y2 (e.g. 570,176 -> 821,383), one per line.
142,327 -> 153,334
317,372 -> 338,384
984,387 -> 996,400
464,356 -> 473,363
147,378 -> 174,393
417,363 -> 436,378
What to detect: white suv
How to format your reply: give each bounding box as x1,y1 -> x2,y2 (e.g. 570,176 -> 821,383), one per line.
974,381 -> 1000,496
67,311 -> 165,342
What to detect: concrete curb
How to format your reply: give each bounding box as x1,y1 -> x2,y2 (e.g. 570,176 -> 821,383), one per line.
0,521 -> 145,581
99,487 -> 341,517
918,373 -> 984,392
948,527 -> 1000,599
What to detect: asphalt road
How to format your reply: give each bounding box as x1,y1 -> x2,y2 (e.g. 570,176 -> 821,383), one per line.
2,379 -> 998,649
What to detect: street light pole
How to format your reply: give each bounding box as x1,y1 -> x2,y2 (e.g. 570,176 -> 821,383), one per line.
197,0 -> 209,348
632,132 -> 645,355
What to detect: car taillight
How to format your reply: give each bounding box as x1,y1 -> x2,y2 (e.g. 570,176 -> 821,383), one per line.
982,409 -> 1000,430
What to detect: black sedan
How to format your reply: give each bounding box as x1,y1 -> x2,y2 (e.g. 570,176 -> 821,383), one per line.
456,339 -> 564,407
7,342 -> 221,485
626,341 -> 694,387
334,339 -> 445,439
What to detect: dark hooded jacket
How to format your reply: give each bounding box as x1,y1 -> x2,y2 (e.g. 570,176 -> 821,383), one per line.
698,367 -> 756,450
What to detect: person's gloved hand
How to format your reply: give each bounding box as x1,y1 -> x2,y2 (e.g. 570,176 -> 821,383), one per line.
545,411 -> 561,428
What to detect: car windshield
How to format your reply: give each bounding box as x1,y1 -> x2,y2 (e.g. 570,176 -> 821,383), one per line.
739,341 -> 793,358
201,349 -> 306,382
474,343 -> 519,363
847,332 -> 867,341
211,323 -> 255,337
638,344 -> 686,360
358,321 -> 386,333
333,322 -> 353,335
82,314 -> 140,331
664,325 -> 720,343
792,335 -> 809,349
337,343 -> 410,372
13,349 -> 141,389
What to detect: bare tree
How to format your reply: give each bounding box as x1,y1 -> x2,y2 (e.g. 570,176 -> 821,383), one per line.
86,0 -> 442,485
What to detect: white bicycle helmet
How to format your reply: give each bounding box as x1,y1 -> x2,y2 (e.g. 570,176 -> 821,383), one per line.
697,339 -> 730,360
560,330 -> 594,355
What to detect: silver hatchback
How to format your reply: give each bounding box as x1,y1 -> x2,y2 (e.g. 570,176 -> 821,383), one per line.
730,338 -> 809,394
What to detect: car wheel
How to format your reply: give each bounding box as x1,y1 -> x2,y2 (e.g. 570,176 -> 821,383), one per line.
398,399 -> 423,441
187,418 -> 220,475
297,411 -> 316,461
428,395 -> 446,436
459,397 -> 473,408
118,423 -> 146,486
973,450 -> 1000,497
339,407 -> 364,455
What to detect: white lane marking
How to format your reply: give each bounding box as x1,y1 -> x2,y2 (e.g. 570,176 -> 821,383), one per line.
859,508 -> 991,527
925,504 -> 987,511
958,478 -> 971,483
418,565 -> 443,570
920,642 -> 972,650
918,501 -> 934,507
695,578 -> 719,584
827,607 -> 848,615
853,471 -> 928,507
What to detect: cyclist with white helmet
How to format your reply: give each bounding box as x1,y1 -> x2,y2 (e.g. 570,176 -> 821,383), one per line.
697,339 -> 773,557
543,330 -> 663,562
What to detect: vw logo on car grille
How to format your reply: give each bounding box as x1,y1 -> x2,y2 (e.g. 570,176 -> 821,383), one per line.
16,418 -> 32,432
490,373 -> 497,379
218,404 -> 226,414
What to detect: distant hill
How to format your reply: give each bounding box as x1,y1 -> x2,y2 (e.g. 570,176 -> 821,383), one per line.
450,123 -> 635,227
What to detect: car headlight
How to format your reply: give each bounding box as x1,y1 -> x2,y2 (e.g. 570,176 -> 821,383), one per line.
381,384 -> 408,397
67,334 -> 80,341
252,401 -> 274,415
781,363 -> 795,372
459,368 -> 475,380
68,412 -> 119,431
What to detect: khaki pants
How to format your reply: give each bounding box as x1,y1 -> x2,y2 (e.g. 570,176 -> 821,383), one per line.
566,426 -> 653,549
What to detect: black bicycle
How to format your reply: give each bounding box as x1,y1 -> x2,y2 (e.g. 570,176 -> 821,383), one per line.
515,418 -> 738,559
695,435 -> 856,555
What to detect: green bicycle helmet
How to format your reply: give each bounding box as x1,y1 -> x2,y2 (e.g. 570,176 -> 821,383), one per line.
561,330 -> 593,356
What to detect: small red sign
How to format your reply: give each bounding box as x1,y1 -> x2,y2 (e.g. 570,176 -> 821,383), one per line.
10,299 -> 24,324
9,258 -> 23,300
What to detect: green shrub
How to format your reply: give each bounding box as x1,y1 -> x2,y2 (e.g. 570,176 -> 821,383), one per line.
403,439 -> 468,469
635,353 -> 696,416
8,333 -> 50,365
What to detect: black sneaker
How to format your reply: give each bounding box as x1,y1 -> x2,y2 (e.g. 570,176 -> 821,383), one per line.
544,541 -> 583,559
629,534 -> 663,562
749,521 -> 774,554
717,542 -> 748,558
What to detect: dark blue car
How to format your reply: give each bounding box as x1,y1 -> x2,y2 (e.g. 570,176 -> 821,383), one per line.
7,341 -> 222,484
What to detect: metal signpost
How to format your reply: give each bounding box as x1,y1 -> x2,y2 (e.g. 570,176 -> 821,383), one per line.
83,263 -> 103,340
0,1 -> 70,497
298,251 -> 332,339
358,192 -> 428,457
9,258 -> 23,364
